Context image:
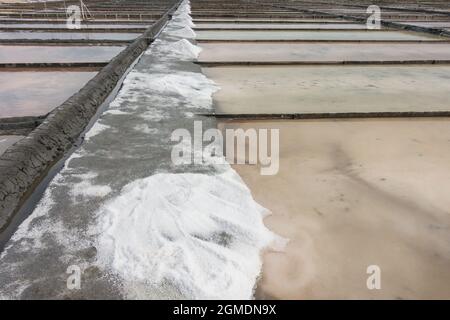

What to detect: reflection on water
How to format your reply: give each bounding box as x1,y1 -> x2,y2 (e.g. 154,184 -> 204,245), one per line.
196,30 -> 441,41
397,21 -> 450,28
0,71 -> 97,118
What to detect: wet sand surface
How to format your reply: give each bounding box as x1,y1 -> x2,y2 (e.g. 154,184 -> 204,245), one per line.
199,42 -> 450,62
0,71 -> 96,117
0,135 -> 23,156
196,30 -> 441,41
203,65 -> 450,114
220,119 -> 450,299
0,45 -> 124,63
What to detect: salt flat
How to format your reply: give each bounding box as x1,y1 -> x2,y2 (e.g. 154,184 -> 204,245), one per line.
196,30 -> 441,41
0,71 -> 97,118
204,65 -> 450,114
220,119 -> 450,299
199,42 -> 450,62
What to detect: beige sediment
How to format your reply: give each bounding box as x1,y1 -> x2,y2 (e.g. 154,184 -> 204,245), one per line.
220,118 -> 450,300
204,65 -> 450,115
